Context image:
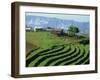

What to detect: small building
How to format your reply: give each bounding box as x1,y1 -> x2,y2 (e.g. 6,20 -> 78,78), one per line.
26,27 -> 32,31
34,26 -> 44,31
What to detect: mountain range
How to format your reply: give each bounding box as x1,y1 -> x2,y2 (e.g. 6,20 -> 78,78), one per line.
26,15 -> 89,34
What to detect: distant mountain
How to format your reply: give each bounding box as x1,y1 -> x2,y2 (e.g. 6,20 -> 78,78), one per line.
25,15 -> 89,34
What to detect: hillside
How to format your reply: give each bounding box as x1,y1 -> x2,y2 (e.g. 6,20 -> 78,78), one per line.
26,31 -> 89,67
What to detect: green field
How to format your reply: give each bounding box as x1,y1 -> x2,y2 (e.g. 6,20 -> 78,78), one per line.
26,31 -> 89,67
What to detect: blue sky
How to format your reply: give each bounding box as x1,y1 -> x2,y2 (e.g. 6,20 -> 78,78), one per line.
26,12 -> 90,22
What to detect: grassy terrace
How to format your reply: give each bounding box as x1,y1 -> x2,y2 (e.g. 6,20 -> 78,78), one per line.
26,31 -> 89,67
26,31 -> 65,49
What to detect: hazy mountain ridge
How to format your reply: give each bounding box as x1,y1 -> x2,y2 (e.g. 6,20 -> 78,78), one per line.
26,15 -> 89,33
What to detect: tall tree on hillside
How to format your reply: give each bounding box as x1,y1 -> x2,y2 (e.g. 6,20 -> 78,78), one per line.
67,25 -> 79,36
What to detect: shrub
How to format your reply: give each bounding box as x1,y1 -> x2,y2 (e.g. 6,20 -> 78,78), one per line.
79,38 -> 89,45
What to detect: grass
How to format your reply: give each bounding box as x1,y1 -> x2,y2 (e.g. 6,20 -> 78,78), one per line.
26,31 -> 65,49
26,31 -> 85,51
26,31 -> 89,67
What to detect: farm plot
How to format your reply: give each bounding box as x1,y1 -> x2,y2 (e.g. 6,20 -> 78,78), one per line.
26,44 -> 89,67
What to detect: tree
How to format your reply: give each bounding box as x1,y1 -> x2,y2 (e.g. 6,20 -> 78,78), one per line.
60,29 -> 64,36
67,25 -> 79,36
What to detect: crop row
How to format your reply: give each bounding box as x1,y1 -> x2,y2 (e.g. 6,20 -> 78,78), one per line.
26,44 -> 89,67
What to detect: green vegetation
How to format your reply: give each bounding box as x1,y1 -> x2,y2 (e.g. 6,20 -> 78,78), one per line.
26,44 -> 89,67
26,31 -> 66,49
26,26 -> 89,67
67,25 -> 79,36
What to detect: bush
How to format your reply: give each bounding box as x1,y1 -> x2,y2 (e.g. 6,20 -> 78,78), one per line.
79,38 -> 89,45
78,35 -> 85,39
36,28 -> 46,32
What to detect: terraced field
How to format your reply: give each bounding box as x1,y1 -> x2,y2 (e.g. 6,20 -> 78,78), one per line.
26,44 -> 89,67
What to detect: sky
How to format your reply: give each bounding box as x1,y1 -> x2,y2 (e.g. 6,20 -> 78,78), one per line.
26,12 -> 90,23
